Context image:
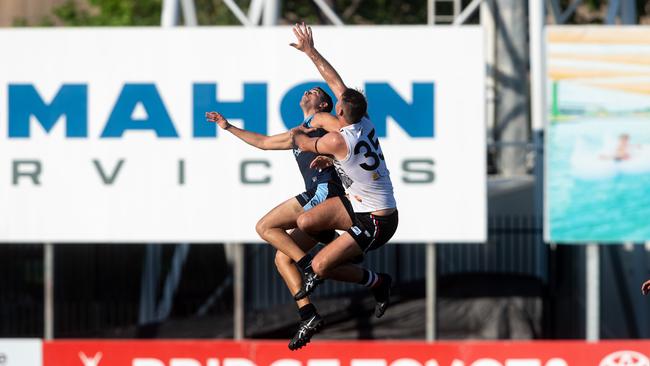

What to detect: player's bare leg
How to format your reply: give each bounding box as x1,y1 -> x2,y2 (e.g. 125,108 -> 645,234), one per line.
275,228 -> 366,298
289,197 -> 351,300
294,196 -> 392,318
311,232 -> 363,278
312,232 -> 392,318
257,196 -> 353,287
273,229 -> 325,350
256,198 -> 308,262
275,229 -> 319,307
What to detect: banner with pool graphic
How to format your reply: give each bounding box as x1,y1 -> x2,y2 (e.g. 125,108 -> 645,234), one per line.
546,27 -> 650,243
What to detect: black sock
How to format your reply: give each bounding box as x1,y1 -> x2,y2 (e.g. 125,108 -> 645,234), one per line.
296,253 -> 313,272
358,269 -> 382,288
298,303 -> 317,320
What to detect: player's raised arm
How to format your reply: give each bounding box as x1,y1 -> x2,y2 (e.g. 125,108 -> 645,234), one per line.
206,111 -> 295,151
290,22 -> 347,100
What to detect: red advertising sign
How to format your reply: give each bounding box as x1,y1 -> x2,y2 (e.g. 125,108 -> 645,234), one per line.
43,340 -> 650,366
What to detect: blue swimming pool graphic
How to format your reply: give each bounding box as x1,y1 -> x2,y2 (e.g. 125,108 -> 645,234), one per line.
548,117 -> 650,242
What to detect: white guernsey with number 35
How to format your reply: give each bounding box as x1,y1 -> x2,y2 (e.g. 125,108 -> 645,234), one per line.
334,116 -> 397,213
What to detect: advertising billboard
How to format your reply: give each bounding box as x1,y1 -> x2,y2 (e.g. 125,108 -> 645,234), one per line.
0,339 -> 42,366
0,27 -> 485,242
546,27 -> 650,243
43,340 -> 650,366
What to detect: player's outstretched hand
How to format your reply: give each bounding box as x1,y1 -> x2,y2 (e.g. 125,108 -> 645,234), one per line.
310,156 -> 334,170
205,111 -> 231,130
290,22 -> 314,54
642,279 -> 650,295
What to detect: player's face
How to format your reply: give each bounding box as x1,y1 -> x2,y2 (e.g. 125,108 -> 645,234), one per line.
301,88 -> 322,109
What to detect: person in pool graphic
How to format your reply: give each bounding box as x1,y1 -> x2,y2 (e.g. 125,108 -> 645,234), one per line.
600,133 -> 641,161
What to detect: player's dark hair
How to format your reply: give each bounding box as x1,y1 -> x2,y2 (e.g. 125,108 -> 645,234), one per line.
315,87 -> 333,113
341,88 -> 367,124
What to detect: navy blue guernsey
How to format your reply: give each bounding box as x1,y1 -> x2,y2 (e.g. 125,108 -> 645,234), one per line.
293,116 -> 341,190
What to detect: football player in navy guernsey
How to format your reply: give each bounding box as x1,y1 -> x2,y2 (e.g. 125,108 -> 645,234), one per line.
205,90 -> 336,350
206,85 -> 384,349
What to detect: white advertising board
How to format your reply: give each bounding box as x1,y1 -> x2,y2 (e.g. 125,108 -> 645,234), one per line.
0,27 -> 485,242
0,339 -> 42,366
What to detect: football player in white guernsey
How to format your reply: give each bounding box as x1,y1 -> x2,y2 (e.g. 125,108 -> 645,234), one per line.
288,23 -> 399,313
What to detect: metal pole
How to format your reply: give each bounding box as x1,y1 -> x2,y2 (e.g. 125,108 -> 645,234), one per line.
313,0 -> 344,26
426,242 -> 436,341
454,0 -> 462,19
248,0 -> 264,25
620,0 -> 636,24
606,0 -> 621,24
453,0 -> 483,26
528,0 -> 545,142
180,0 -> 198,26
495,0 -> 530,176
586,243 -> 600,341
528,0 -> 546,244
233,243 -> 245,340
224,0 -> 253,26
263,0 -> 280,26
482,0 -> 496,133
44,243 -> 54,340
161,0 -> 180,27
428,0 -> 435,25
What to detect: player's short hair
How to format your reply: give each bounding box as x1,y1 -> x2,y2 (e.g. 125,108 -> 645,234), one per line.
341,88 -> 367,124
315,87 -> 333,113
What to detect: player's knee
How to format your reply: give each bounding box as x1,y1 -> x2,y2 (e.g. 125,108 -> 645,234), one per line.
297,214 -> 316,234
274,250 -> 292,268
311,257 -> 329,277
